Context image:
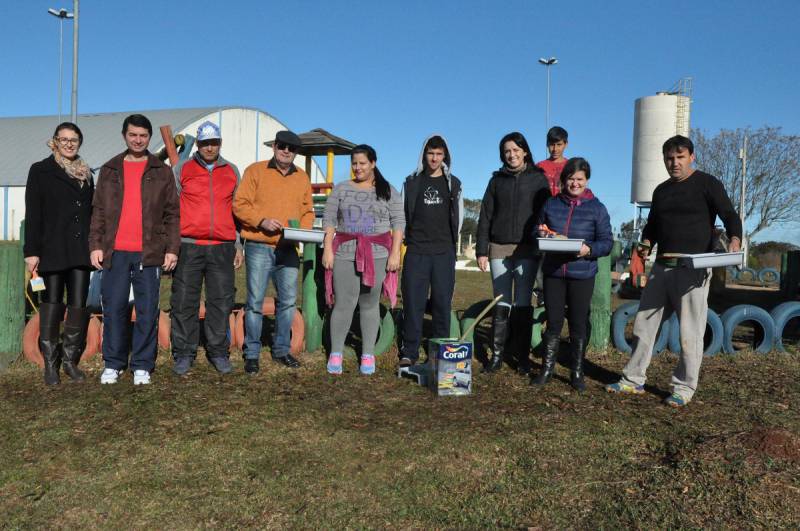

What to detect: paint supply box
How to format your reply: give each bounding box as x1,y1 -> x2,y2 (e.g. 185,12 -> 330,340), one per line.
427,338 -> 472,396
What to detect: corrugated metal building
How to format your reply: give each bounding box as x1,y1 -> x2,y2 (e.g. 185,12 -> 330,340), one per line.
0,106 -> 325,240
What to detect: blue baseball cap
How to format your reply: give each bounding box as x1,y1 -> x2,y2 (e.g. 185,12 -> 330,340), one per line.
196,121 -> 221,141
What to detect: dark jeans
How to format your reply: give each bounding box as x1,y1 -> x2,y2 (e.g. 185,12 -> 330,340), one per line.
543,275 -> 595,340
101,251 -> 161,372
41,267 -> 91,306
170,242 -> 235,360
400,250 -> 456,361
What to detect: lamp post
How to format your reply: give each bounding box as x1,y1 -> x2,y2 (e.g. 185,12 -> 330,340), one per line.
47,7 -> 74,123
538,56 -> 558,130
70,0 -> 79,124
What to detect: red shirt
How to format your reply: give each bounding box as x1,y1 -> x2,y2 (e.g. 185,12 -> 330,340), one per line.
537,158 -> 568,197
114,160 -> 146,252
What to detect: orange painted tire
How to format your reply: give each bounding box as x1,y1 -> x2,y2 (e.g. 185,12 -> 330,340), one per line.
158,308 -> 238,351
22,313 -> 101,368
238,304 -> 305,354
158,310 -> 171,349
231,310 -> 243,349
262,297 -> 276,315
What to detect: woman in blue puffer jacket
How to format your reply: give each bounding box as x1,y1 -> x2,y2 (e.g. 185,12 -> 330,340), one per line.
531,157 -> 613,391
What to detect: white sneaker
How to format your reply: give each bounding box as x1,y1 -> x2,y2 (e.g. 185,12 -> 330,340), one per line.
100,368 -> 122,385
133,370 -> 151,385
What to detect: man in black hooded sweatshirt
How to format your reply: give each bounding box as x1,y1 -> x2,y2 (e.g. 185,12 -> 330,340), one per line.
399,135 -> 463,366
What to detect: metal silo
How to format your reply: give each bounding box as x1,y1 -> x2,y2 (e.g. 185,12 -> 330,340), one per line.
630,91 -> 691,204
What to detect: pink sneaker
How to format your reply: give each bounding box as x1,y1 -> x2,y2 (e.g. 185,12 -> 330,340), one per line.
360,354 -> 376,375
327,353 -> 343,375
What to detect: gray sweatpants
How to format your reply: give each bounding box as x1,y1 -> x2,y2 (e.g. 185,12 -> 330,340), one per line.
330,257 -> 387,355
620,263 -> 711,400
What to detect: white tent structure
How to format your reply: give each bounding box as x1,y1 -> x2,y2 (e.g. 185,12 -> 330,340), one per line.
0,106 -> 325,240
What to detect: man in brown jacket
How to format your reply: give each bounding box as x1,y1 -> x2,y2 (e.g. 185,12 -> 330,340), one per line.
233,130 -> 314,373
89,114 -> 180,385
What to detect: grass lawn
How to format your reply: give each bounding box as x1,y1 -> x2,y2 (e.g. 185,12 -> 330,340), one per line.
1,270 -> 799,528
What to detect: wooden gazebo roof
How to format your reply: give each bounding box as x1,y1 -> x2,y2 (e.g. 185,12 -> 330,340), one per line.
264,128 -> 356,156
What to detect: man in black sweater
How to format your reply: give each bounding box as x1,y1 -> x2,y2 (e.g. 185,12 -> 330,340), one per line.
607,135 -> 742,407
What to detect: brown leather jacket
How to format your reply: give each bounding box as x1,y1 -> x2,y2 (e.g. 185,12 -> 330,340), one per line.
89,151 -> 180,268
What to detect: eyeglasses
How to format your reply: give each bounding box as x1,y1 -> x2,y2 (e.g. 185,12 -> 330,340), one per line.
274,142 -> 298,153
56,137 -> 80,146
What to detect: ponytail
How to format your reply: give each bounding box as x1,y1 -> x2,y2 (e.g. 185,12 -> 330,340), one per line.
351,144 -> 391,202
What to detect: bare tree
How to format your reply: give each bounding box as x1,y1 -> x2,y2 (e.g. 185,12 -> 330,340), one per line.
692,126 -> 800,241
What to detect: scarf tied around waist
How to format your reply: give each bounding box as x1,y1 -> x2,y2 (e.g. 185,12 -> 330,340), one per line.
324,231 -> 398,308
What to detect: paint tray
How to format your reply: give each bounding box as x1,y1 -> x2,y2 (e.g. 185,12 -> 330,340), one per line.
282,227 -> 325,244
537,237 -> 583,253
679,252 -> 744,269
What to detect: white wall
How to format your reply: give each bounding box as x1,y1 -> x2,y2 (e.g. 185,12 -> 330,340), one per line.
176,108 -> 326,182
0,107 -> 328,241
1,186 -> 25,241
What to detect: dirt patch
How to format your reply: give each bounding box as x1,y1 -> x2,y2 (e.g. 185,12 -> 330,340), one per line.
744,427 -> 800,462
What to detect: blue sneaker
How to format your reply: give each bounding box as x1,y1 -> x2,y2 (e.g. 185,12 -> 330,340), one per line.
605,381 -> 645,394
360,354 -> 376,375
209,357 -> 232,375
664,393 -> 689,408
327,353 -> 343,375
172,357 -> 193,376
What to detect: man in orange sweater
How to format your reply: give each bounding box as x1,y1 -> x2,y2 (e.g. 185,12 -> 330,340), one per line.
233,130 -> 313,373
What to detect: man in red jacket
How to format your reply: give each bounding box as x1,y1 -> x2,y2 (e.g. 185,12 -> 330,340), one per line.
170,121 -> 243,375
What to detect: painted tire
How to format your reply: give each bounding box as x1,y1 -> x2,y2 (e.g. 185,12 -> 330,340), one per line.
239,301 -> 305,355
322,303 -> 395,357
758,268 -> 780,284
721,304 -> 775,354
459,300 -> 544,349
158,310 -> 238,351
394,309 -> 460,345
373,305 -> 396,357
157,310 -> 171,348
611,301 -> 670,355
666,310 -> 724,357
736,267 -> 757,282
22,314 -> 101,368
770,301 -> 800,352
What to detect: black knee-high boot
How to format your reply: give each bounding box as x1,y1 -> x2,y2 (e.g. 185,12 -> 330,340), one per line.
39,302 -> 64,386
531,332 -> 559,386
61,306 -> 89,382
570,337 -> 587,391
484,305 -> 511,373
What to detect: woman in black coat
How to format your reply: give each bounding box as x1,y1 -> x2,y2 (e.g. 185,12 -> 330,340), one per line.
24,122 -> 94,385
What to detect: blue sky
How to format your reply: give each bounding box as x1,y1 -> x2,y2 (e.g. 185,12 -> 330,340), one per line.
3,0 -> 799,242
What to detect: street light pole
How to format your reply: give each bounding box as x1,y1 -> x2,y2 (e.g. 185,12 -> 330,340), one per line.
70,0 -> 79,124
47,7 -> 74,123
538,56 -> 558,130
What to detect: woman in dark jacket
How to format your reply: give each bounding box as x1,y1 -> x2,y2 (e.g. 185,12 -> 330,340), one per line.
476,132 -> 550,374
531,157 -> 612,390
24,122 -> 94,385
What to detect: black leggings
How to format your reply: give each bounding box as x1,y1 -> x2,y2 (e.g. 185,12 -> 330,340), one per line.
543,276 -> 595,340
40,268 -> 91,307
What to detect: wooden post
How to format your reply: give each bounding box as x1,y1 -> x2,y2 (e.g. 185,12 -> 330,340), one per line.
0,241 -> 25,370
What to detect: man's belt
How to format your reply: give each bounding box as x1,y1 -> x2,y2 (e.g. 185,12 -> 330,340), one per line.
655,255 -> 682,267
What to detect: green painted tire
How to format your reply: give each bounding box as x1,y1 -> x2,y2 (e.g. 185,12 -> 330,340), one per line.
373,305 -> 396,356
459,299 -> 544,348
